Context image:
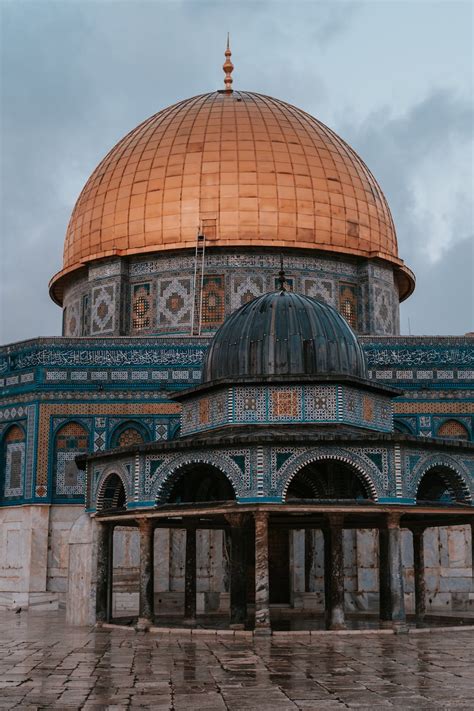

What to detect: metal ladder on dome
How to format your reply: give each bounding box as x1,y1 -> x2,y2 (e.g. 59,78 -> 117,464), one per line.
190,226 -> 206,336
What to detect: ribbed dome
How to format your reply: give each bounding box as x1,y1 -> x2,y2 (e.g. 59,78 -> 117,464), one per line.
49,90 -> 414,303
202,288 -> 367,382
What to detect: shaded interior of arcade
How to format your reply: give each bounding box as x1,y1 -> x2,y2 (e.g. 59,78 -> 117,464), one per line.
93,460 -> 474,631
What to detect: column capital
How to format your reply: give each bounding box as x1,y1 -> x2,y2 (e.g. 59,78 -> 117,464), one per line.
408,524 -> 427,536
324,513 -> 344,528
385,512 -> 401,529
225,512 -> 250,528
136,517 -> 154,532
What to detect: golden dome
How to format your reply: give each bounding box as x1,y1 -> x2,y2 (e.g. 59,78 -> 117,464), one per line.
50,90 -> 414,302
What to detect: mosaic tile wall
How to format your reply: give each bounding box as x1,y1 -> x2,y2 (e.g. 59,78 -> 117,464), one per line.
61,252 -> 400,337
86,440 -> 474,509
0,334 -> 472,507
180,384 -> 393,435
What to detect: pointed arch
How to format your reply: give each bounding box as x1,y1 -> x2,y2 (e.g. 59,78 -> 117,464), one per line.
415,465 -> 471,505
284,456 -> 375,502
280,450 -> 379,502
411,455 -> 472,504
153,454 -> 240,505
96,471 -> 128,511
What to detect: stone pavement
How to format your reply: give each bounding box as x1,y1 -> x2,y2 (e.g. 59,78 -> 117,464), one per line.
0,612 -> 474,710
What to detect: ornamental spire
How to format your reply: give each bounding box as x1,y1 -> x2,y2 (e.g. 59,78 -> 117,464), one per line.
278,254 -> 287,292
223,33 -> 234,92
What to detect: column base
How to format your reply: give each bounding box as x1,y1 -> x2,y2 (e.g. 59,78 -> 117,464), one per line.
183,617 -> 196,626
136,617 -> 153,631
230,623 -> 246,630
392,621 -> 408,634
254,625 -> 272,636
328,622 -> 347,631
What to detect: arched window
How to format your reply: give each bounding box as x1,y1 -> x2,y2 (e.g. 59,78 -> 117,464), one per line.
98,473 -> 126,511
1,425 -> 25,499
54,422 -> 89,497
285,460 -> 374,502
437,420 -> 469,441
339,283 -> 357,330
110,422 -> 147,449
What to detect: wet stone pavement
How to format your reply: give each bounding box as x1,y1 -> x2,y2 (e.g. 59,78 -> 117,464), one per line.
1,612 -> 474,710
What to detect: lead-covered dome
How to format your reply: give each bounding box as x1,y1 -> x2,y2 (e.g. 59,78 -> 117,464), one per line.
49,89 -> 414,302
202,288 -> 368,382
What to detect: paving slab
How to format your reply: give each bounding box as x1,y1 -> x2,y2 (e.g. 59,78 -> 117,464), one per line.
0,610 -> 473,709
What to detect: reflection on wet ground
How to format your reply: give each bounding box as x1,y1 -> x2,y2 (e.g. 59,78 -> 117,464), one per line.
115,610 -> 474,631
1,610 -> 473,709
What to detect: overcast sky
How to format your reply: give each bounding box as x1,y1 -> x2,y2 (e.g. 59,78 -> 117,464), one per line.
1,0 -> 473,344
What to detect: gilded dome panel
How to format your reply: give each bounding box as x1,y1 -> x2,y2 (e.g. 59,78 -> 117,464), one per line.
50,91 -> 413,300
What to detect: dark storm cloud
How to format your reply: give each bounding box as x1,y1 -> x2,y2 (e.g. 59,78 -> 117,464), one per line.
338,89 -> 474,334
0,0 -> 472,342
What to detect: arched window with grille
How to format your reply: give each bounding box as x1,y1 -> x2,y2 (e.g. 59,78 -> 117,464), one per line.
338,283 -> 357,330
54,422 -> 89,498
437,420 -> 469,441
110,421 -> 148,449
1,424 -> 26,500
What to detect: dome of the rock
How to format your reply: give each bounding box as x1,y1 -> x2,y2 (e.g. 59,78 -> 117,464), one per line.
49,90 -> 414,302
202,286 -> 368,382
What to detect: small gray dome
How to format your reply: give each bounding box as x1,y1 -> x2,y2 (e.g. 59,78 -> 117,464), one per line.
202,290 -> 367,383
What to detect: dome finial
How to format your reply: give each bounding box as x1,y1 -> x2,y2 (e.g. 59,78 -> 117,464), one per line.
223,33 -> 234,92
278,253 -> 287,291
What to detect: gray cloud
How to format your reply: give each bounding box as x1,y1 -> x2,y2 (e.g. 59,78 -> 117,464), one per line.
1,0 -> 472,342
337,88 -> 474,334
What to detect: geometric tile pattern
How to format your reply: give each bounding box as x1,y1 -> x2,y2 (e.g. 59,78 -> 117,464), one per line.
86,440 -> 474,510
230,274 -> 264,311
60,251 -> 401,336
158,276 -> 192,329
54,421 -> 89,498
4,440 -> 25,498
181,384 -> 393,436
91,283 -> 115,334
65,299 -> 81,337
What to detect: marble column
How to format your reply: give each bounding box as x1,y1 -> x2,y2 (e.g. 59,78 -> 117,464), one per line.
137,519 -> 154,629
411,526 -> 426,623
225,513 -> 248,627
184,526 -> 197,622
290,529 -> 305,607
96,521 -> 113,624
323,514 -> 345,630
379,513 -> 406,629
304,529 -> 315,593
470,522 -> 474,583
254,511 -> 271,634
